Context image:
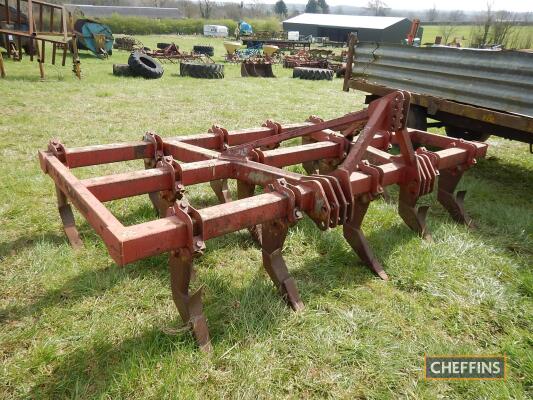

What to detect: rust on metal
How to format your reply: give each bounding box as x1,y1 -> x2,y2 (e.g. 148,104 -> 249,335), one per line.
40,92 -> 487,350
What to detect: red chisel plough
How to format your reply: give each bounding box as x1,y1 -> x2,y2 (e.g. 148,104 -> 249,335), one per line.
39,91 -> 487,351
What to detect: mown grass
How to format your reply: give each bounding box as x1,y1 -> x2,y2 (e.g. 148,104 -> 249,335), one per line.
1,35 -> 532,399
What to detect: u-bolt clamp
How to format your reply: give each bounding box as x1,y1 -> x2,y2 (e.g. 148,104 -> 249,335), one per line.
167,198 -> 206,255
143,132 -> 165,163
266,178 -> 303,224
448,139 -> 478,168
358,160 -> 384,199
157,155 -> 185,202
48,139 -> 67,164
209,125 -> 229,151
261,120 -> 282,150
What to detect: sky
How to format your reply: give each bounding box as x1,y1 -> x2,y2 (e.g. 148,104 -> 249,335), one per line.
226,0 -> 532,12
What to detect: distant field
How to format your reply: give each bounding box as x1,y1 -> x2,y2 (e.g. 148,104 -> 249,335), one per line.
422,24 -> 533,48
1,36 -> 532,399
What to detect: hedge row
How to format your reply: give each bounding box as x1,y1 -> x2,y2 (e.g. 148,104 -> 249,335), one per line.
97,15 -> 281,36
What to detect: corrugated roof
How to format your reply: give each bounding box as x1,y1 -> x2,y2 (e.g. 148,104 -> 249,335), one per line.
283,13 -> 406,30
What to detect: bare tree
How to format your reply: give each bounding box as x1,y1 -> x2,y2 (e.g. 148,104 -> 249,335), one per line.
177,0 -> 197,18
491,10 -> 517,45
426,4 -> 438,22
439,10 -> 464,45
470,3 -> 494,47
367,0 -> 388,16
199,0 -> 213,19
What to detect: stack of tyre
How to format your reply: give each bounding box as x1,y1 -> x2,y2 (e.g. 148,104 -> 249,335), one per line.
180,62 -> 224,79
113,51 -> 164,79
293,67 -> 333,81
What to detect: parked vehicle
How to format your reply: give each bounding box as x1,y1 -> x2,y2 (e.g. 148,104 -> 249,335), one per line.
203,24 -> 228,38
343,38 -> 533,145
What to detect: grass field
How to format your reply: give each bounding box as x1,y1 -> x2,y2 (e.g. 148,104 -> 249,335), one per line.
1,35 -> 532,399
422,25 -> 533,48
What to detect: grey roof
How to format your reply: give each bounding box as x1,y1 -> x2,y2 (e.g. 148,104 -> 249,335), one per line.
283,13 -> 406,30
64,4 -> 183,19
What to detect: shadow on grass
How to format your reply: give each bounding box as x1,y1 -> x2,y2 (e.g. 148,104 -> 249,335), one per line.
0,232 -> 66,261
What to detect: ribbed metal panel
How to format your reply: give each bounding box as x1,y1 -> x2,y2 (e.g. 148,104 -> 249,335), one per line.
352,42 -> 533,117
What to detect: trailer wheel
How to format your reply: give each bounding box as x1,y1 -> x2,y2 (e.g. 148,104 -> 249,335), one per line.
445,126 -> 491,142
407,105 -> 427,131
128,51 -> 164,79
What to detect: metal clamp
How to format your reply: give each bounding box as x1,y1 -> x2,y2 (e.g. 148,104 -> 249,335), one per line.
209,125 -> 229,151
167,198 -> 206,255
448,139 -> 478,167
48,139 -> 67,164
358,160 -> 384,198
266,179 -> 302,224
157,155 -> 185,202
261,120 -> 282,150
143,132 -> 165,163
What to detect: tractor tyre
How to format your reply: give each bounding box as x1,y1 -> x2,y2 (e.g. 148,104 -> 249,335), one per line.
128,51 -> 164,79
113,64 -> 131,76
180,62 -> 224,79
193,45 -> 214,56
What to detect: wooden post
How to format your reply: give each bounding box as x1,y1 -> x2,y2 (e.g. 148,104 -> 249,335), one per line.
343,33 -> 357,93
35,38 -> 44,79
0,50 -> 6,78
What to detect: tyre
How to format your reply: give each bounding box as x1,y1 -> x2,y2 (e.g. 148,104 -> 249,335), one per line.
127,51 -> 164,79
180,62 -> 224,79
293,67 -> 304,78
193,45 -> 214,56
445,125 -> 490,142
157,42 -> 172,49
294,67 -> 333,81
407,105 -> 427,131
113,64 -> 131,76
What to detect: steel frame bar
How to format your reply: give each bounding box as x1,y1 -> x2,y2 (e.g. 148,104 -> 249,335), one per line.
40,92 -> 487,350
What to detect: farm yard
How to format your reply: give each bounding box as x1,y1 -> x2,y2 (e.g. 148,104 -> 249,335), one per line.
0,35 -> 532,399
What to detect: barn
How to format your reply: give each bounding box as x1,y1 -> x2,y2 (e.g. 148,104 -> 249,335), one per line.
282,13 -> 412,43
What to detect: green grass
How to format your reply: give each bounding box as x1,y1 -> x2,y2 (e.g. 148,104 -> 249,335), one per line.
422,24 -> 533,48
1,35 -> 532,399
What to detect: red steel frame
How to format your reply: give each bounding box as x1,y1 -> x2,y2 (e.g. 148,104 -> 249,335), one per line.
39,91 -> 487,351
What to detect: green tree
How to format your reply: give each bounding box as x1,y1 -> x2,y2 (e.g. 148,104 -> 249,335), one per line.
274,0 -> 288,18
305,0 -> 319,13
318,0 -> 329,14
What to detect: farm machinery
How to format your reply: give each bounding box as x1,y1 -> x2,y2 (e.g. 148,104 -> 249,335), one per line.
40,91 -> 487,351
223,41 -> 278,77
283,49 -> 345,75
145,43 -> 211,63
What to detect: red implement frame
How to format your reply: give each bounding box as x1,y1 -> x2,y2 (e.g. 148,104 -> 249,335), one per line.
39,92 -> 487,351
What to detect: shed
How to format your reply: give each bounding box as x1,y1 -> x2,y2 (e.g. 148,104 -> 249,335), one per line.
282,13 -> 412,43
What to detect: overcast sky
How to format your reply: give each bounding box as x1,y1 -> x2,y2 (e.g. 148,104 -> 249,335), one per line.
229,0 -> 532,12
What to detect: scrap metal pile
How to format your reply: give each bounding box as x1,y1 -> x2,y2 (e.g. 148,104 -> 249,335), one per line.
40,91 -> 487,351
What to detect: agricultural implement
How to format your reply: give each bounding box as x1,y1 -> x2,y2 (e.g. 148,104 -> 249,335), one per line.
72,19 -> 113,58
145,43 -> 208,63
40,91 -> 487,351
241,59 -> 275,77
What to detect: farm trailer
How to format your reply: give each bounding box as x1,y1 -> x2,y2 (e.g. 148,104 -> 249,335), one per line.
40,92 -> 487,350
343,36 -> 533,146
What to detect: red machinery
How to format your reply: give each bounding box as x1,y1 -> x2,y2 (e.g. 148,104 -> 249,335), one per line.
40,92 -> 487,351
